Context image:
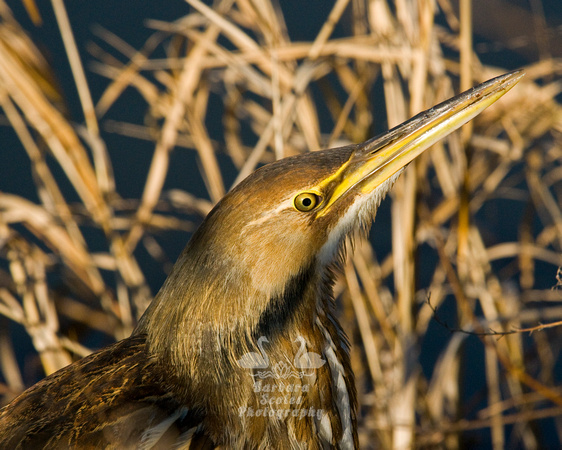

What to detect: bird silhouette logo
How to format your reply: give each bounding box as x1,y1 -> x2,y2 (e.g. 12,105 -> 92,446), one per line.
293,336 -> 325,370
237,336 -> 270,369
237,336 -> 325,379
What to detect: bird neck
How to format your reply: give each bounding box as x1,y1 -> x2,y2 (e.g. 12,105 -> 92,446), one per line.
135,237 -> 357,446
137,239 -> 323,379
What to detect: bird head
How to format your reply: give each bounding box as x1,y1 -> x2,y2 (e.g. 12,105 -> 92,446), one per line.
137,71 -> 523,377
189,70 -> 523,298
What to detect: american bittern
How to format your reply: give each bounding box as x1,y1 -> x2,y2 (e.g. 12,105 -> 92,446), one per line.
0,71 -> 522,448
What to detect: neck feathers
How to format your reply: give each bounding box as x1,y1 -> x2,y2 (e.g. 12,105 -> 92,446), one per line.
135,237 -> 357,447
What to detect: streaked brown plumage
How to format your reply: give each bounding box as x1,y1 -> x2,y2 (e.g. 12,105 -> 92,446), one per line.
0,71 -> 522,449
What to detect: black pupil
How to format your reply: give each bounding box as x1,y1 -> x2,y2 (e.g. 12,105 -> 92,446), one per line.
302,197 -> 312,207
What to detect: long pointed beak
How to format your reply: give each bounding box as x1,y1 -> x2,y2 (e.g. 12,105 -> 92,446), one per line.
318,70 -> 524,215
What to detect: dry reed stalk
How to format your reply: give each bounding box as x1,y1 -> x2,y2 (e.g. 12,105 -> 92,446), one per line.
0,0 -> 561,447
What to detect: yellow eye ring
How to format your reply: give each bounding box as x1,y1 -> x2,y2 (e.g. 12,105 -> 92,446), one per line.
294,192 -> 320,212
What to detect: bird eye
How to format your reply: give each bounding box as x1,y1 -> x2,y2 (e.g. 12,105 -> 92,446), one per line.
294,192 -> 320,212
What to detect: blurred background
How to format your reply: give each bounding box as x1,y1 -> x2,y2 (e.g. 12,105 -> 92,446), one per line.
1,0 -> 561,448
